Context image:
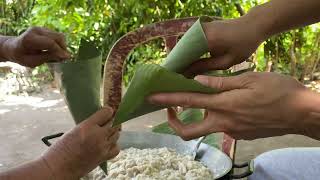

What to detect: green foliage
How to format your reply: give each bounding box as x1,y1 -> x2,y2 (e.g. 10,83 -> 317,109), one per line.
124,40 -> 166,84
262,25 -> 320,80
30,0 -> 110,54
31,64 -> 53,82
0,0 -> 34,35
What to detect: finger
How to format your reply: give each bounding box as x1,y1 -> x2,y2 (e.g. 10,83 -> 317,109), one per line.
194,75 -> 245,91
20,55 -> 46,68
104,144 -> 120,160
106,131 -> 120,145
149,90 -> 246,110
167,108 -> 216,140
27,35 -> 70,59
103,123 -> 120,131
87,107 -> 114,127
38,28 -> 68,50
184,54 -> 234,75
25,34 -> 59,51
22,52 -> 65,67
104,126 -> 120,137
149,92 -> 215,109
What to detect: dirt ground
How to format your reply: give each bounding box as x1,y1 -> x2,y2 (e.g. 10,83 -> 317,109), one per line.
1,86 -> 320,174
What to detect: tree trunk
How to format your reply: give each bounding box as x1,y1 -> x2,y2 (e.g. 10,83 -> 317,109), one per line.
27,0 -> 36,15
310,33 -> 320,80
290,32 -> 297,77
266,58 -> 273,72
311,51 -> 320,80
290,47 -> 297,77
272,41 -> 279,71
300,60 -> 312,82
87,0 -> 94,14
234,3 -> 245,16
251,52 -> 258,66
0,0 -> 5,16
1,0 -> 6,34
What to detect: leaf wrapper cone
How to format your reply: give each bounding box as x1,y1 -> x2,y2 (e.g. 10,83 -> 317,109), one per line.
113,64 -> 217,126
50,40 -> 109,173
113,17 -> 214,126
50,40 -> 102,124
162,16 -> 212,72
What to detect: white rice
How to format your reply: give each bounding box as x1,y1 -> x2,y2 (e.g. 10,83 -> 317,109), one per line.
88,147 -> 213,180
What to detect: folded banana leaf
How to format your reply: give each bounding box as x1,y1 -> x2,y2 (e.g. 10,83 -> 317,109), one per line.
162,16 -> 212,73
50,39 -> 102,124
113,16 -> 214,126
152,108 -> 219,148
113,64 -> 217,126
50,39 -> 109,173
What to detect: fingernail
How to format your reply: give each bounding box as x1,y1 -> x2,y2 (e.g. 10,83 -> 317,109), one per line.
102,106 -> 114,114
194,75 -> 208,85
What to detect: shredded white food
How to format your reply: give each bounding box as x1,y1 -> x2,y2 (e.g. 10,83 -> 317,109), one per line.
90,147 -> 213,180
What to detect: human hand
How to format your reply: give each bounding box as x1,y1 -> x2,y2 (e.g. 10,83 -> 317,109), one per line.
149,72 -> 312,140
42,107 -> 120,180
1,27 -> 70,67
185,17 -> 265,75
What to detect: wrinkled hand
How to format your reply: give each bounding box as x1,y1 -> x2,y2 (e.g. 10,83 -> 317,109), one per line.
149,72 -> 310,140
43,107 -> 120,180
2,27 -> 70,67
185,18 -> 264,75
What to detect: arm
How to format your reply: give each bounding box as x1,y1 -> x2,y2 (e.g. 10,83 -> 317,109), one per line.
0,35 -> 12,61
0,27 -> 70,67
298,90 -> 320,140
0,158 -> 54,180
248,0 -> 320,39
185,0 -> 320,74
0,107 -> 120,180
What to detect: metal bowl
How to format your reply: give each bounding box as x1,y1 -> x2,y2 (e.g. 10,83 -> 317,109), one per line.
118,131 -> 232,179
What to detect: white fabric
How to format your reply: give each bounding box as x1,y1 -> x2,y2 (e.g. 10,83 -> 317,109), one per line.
249,148 -> 320,180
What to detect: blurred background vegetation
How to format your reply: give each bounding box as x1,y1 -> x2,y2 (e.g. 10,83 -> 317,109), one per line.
0,0 -> 320,87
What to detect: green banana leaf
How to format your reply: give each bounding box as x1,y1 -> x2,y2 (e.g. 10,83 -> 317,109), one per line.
113,64 -> 218,126
51,39 -> 102,124
152,108 -> 219,148
113,17 -> 214,126
162,16 -> 212,73
50,39 -> 110,173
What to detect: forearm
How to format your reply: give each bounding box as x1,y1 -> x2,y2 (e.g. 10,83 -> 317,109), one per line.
243,0 -> 320,40
0,35 -> 13,62
298,89 -> 320,140
0,157 -> 55,180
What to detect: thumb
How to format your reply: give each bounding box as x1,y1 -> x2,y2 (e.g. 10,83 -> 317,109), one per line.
167,108 -> 217,140
184,54 -> 234,76
195,75 -> 245,91
87,106 -> 114,127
